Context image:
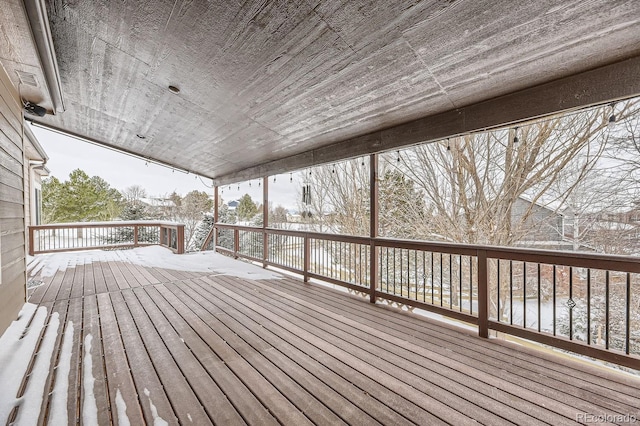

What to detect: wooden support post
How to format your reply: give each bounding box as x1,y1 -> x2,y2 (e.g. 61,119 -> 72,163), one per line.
176,225 -> 185,254
477,249 -> 489,338
213,185 -> 219,251
263,176 -> 268,268
133,225 -> 139,247
28,227 -> 35,256
369,154 -> 379,303
234,228 -> 239,259
304,236 -> 310,282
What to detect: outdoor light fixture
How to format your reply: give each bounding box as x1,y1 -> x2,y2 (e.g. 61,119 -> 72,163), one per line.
608,102 -> 617,130
23,100 -> 47,117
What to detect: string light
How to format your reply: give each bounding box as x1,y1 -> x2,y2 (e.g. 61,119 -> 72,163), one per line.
608,102 -> 617,130
513,127 -> 519,144
446,138 -> 451,151
273,176 -> 277,183
397,151 -> 401,162
249,181 -> 251,187
289,173 -> 293,183
237,185 -> 240,190
332,165 -> 336,173
258,180 -> 261,187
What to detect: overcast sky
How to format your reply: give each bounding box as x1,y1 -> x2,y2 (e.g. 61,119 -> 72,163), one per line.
31,124 -> 299,209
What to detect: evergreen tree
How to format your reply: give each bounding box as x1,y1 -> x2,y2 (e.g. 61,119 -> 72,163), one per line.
236,194 -> 258,221
104,201 -> 157,244
379,169 -> 428,239
42,169 -> 123,223
189,213 -> 215,251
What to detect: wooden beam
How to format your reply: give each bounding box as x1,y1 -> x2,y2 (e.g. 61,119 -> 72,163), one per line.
212,55 -> 640,186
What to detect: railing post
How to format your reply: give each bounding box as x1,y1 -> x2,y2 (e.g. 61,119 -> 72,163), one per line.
477,249 -> 489,338
234,228 -> 239,259
133,225 -> 139,247
176,225 -> 185,254
28,226 -> 35,256
304,236 -> 310,282
370,242 -> 378,303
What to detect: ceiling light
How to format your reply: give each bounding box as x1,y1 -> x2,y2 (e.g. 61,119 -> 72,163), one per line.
168,85 -> 180,94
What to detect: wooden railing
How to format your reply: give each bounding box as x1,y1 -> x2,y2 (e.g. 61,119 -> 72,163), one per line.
212,223 -> 640,370
28,221 -> 185,255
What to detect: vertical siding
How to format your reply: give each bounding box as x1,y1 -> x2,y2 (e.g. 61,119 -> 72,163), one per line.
0,63 -> 26,335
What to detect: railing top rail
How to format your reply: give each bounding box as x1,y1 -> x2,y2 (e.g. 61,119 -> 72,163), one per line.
31,221 -> 185,230
214,223 -> 640,272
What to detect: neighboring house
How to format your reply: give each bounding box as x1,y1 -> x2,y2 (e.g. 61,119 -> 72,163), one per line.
139,197 -> 176,218
510,196 -> 575,251
227,200 -> 239,210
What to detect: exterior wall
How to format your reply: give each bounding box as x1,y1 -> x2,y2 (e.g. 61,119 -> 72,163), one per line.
0,63 -> 26,335
511,198 -> 564,244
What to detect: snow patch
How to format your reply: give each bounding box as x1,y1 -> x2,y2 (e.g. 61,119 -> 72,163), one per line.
115,389 -> 130,426
83,334 -> 98,426
144,388 -> 168,426
14,312 -> 60,425
33,246 -> 282,280
0,303 -> 44,424
49,321 -> 74,425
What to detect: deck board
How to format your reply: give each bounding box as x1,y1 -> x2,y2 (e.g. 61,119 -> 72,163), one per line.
16,252 -> 640,425
273,277 -> 640,414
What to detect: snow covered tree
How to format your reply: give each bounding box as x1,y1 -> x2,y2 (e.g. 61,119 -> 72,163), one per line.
176,190 -> 213,247
236,194 -> 258,221
104,201 -> 157,244
189,213 -> 215,251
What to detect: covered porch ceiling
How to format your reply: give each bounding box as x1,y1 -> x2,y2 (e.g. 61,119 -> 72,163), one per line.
2,0 -> 640,184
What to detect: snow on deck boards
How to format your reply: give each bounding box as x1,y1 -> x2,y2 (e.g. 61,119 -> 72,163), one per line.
2,251 -> 638,425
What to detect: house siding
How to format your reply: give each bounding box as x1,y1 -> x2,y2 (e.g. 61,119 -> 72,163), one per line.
0,63 -> 26,335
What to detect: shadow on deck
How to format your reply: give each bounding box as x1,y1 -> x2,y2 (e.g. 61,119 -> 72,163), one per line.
14,250 -> 640,425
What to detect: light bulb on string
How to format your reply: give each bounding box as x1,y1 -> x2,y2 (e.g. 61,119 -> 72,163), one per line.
446,138 -> 451,151
608,102 -> 617,130
513,127 -> 519,144
273,176 -> 276,183
397,151 -> 401,162
289,173 -> 293,183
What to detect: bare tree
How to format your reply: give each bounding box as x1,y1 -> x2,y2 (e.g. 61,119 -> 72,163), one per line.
121,185 -> 147,204
297,159 -> 370,235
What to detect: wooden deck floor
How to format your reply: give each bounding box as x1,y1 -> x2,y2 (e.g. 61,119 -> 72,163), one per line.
19,252 -> 640,425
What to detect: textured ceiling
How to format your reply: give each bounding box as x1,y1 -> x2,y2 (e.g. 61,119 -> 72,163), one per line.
4,0 -> 640,181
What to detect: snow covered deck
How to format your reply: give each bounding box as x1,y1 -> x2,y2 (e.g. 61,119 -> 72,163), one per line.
2,247 -> 639,424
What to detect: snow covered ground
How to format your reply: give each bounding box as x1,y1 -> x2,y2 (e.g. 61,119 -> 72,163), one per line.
28,245 -> 283,281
